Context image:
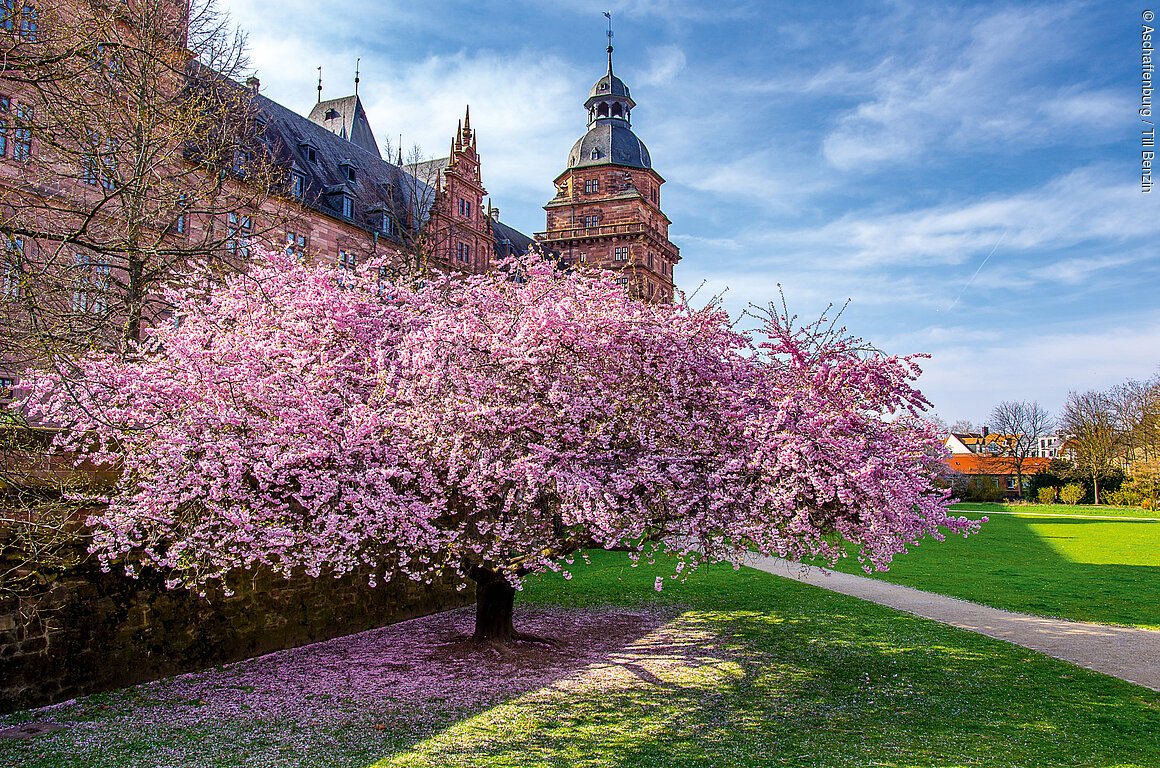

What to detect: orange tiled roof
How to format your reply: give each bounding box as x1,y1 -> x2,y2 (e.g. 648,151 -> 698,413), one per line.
943,455 -> 1052,476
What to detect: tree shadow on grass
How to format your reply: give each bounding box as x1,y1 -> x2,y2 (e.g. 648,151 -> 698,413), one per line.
2,554 -> 1158,768
367,556 -> 1160,768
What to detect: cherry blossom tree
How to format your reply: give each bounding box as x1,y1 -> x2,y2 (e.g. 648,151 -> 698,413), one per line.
23,250 -> 980,643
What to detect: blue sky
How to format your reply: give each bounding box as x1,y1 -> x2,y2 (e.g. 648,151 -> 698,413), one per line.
224,0 -> 1159,426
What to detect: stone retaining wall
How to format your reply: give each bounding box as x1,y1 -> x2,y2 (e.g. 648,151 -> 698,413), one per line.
0,557 -> 470,713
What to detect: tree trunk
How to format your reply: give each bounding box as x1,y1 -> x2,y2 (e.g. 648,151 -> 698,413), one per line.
469,565 -> 515,643
1093,474 -> 1101,505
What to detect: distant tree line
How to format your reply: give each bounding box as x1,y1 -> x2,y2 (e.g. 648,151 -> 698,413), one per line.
934,371 -> 1160,507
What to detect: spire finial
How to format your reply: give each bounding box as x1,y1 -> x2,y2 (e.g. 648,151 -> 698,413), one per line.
463,105 -> 471,135
397,134 -> 403,166
603,11 -> 614,75
316,66 -> 323,103
354,58 -> 360,97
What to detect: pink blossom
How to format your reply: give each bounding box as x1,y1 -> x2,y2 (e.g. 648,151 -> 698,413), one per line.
21,248 -> 978,599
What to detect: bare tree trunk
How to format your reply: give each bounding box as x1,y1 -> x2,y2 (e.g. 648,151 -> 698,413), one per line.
468,565 -> 515,643
1093,474 -> 1101,505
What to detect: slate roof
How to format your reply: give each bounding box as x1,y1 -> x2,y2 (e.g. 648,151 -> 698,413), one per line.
307,95 -> 381,159
492,218 -> 535,257
567,121 -> 652,170
254,93 -> 533,256
589,72 -> 633,101
257,93 -> 415,237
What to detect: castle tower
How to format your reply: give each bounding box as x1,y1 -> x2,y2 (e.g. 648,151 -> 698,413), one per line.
536,28 -> 679,303
427,107 -> 496,273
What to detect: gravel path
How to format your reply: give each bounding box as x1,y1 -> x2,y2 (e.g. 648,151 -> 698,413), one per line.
746,554 -> 1160,691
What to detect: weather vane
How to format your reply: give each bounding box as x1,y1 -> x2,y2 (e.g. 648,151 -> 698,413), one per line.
604,11 -> 614,72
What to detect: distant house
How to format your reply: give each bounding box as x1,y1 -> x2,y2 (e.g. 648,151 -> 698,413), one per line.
944,431 -> 1018,455
943,454 -> 1052,499
1033,435 -> 1063,458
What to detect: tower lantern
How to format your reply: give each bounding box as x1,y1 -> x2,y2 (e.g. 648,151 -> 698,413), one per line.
536,17 -> 679,303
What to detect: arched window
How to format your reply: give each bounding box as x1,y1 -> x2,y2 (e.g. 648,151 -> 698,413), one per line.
611,103 -> 623,118
597,103 -> 609,118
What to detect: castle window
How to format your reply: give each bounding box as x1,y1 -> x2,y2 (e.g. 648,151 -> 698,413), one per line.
590,148 -> 600,160
613,246 -> 629,262
290,171 -> 305,198
0,95 -> 7,157
615,277 -> 628,286
0,1 -> 12,31
456,242 -> 471,263
578,253 -> 587,263
2,236 -> 23,300
611,103 -> 623,118
18,4 -> 35,41
380,212 -> 395,236
584,179 -> 599,194
458,197 -> 472,218
0,376 -> 14,399
71,253 -> 109,314
339,250 -> 357,270
341,195 -> 353,219
226,212 -> 252,257
307,147 -> 316,162
581,214 -> 599,228
82,135 -> 117,190
597,103 -> 609,118
175,193 -> 188,234
346,167 -> 356,183
647,253 -> 653,270
13,103 -> 31,161
286,231 -> 307,258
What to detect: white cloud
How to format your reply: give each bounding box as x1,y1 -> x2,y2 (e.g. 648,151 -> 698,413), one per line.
821,4 -> 1126,170
905,313 -> 1160,423
640,45 -> 686,87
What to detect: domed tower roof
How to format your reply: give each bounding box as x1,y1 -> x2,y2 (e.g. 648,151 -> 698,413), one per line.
569,25 -> 649,170
568,124 -> 651,170
588,73 -> 632,101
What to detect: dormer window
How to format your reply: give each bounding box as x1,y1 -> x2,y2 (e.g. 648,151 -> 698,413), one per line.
324,108 -> 340,121
341,194 -> 353,219
590,148 -> 600,160
290,171 -> 305,198
380,212 -> 395,236
340,160 -> 357,184
299,140 -> 318,163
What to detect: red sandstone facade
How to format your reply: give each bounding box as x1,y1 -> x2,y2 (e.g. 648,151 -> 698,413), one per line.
1,2 -> 679,400
537,43 -> 679,303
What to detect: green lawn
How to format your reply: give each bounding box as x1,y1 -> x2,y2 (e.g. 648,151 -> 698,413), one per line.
818,508 -> 1160,629
952,501 -> 1160,519
2,551 -> 1158,768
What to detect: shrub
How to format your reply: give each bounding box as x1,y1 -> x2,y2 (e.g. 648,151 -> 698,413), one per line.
957,476 -> 1004,502
1060,484 -> 1085,505
1037,487 -> 1056,504
1104,489 -> 1140,508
